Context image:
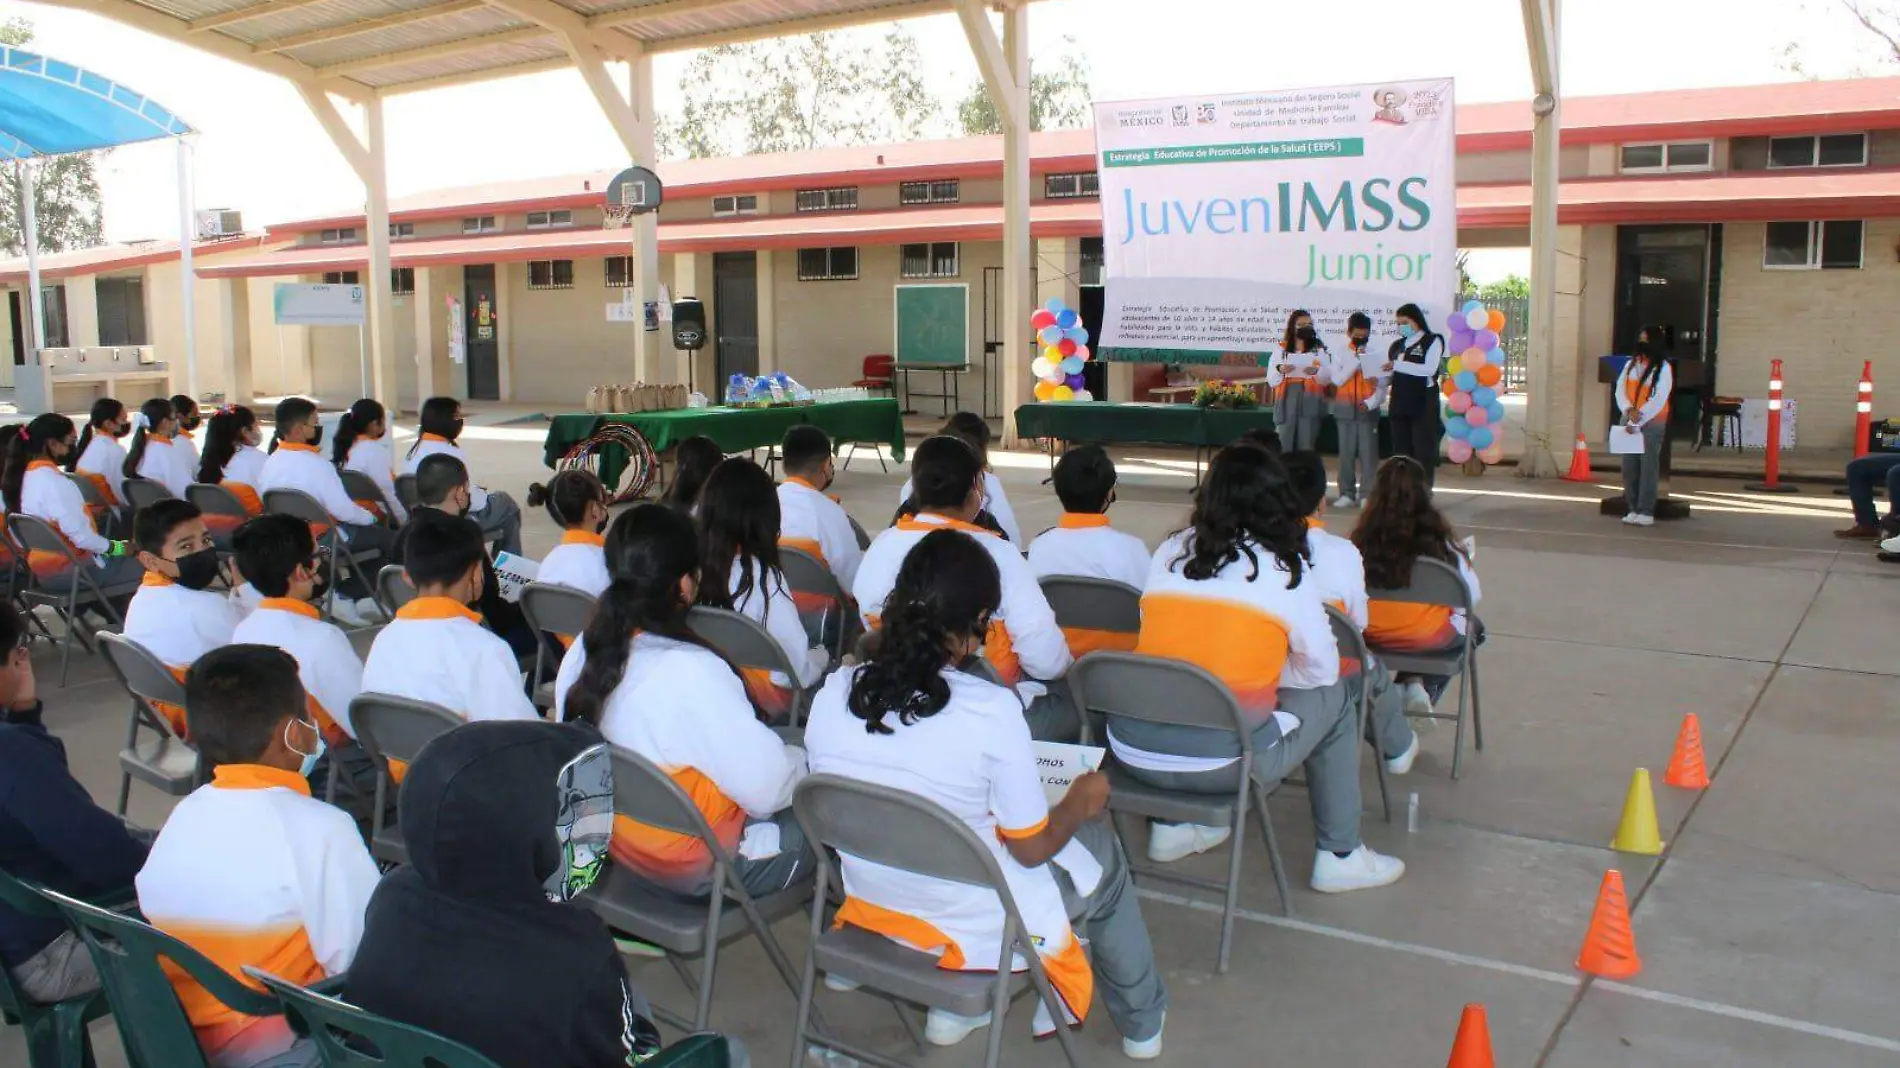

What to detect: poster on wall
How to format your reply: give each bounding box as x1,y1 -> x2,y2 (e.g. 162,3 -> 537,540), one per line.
1092,79 -> 1457,363
273,283 -> 365,326
446,295 -> 466,363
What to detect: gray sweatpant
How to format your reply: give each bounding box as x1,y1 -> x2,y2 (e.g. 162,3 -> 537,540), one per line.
9,930 -> 99,1004
1052,820 -> 1168,1042
1331,401 -> 1381,500
1346,659 -> 1419,759
472,490 -> 523,557
1273,385 -> 1326,452
1621,422 -> 1666,516
1111,682 -> 1365,853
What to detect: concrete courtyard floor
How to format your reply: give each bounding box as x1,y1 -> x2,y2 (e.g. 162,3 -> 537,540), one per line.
6,418 -> 1898,1068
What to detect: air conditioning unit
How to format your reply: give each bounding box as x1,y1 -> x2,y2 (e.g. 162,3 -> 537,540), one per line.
195,209 -> 244,238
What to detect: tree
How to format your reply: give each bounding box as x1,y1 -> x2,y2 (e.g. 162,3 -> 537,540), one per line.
1477,275 -> 1530,301
1780,0 -> 1897,76
956,39 -> 1092,136
657,26 -> 937,159
0,17 -> 106,255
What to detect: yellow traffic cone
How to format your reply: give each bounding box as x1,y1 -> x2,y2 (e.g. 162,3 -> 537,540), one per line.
1610,768 -> 1663,855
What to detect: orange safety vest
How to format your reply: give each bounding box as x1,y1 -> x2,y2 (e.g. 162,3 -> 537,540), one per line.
1623,360 -> 1670,423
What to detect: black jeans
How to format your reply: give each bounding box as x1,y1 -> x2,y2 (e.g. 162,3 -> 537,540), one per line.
1390,410 -> 1442,487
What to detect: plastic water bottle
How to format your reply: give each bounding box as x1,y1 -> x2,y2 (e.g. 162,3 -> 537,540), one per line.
724,374 -> 748,406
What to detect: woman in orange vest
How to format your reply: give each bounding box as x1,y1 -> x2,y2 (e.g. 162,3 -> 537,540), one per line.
1326,311 -> 1388,509
1267,309 -> 1327,452
1613,326 -> 1674,527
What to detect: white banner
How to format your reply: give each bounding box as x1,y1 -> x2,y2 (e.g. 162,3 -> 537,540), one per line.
1093,80 -> 1457,359
272,283 -> 365,327
446,295 -> 466,364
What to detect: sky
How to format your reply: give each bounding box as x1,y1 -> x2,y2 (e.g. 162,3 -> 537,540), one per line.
4,0 -> 1892,282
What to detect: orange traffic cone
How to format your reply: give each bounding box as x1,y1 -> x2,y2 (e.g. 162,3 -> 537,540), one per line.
1664,713 -> 1711,790
1576,870 -> 1643,979
1562,433 -> 1593,481
1446,1003 -> 1495,1068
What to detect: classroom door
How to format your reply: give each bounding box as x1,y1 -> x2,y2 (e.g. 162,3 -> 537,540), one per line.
1613,224 -> 1719,438
7,291 -> 22,366
713,252 -> 759,382
464,265 -> 501,400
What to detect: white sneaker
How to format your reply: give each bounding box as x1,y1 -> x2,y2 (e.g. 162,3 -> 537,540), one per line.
924,1008 -> 992,1047
1122,1013 -> 1165,1060
1881,533 -> 1900,554
330,599 -> 371,628
1384,731 -> 1420,775
1402,680 -> 1434,719
1147,822 -> 1232,863
823,973 -> 861,993
1630,513 -> 1655,527
1332,494 -> 1357,510
1311,845 -> 1406,893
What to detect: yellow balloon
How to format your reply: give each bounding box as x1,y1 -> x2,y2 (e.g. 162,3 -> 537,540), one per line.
1034,380 -> 1056,401
1043,345 -> 1064,363
1053,385 -> 1074,401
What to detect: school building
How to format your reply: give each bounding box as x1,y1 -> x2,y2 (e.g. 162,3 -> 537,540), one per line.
4,75 -> 1897,451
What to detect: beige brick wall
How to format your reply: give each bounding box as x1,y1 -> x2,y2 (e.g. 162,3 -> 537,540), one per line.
1715,219 -> 1891,446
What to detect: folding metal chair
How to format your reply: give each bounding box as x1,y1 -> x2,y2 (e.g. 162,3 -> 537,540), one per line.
377,566 -> 418,614
95,632 -> 201,815
1325,605 -> 1390,823
789,774 -> 1085,1068
394,473 -> 421,513
349,692 -> 464,864
684,605 -> 812,725
340,469 -> 397,524
778,547 -> 856,660
847,515 -> 871,551
840,440 -> 888,474
64,471 -> 124,540
185,483 -> 252,548
1366,557 -> 1485,779
1069,651 -> 1292,974
6,514 -> 139,686
518,581 -> 597,711
580,746 -> 814,1033
264,488 -> 387,622
1037,576 -> 1142,743
119,477 -> 173,513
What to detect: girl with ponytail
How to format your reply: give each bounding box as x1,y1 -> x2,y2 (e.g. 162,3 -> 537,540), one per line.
336,398 -> 407,524
550,503 -> 809,899
195,404 -> 268,526
6,413 -> 142,588
527,469 -> 610,597
71,398 -> 131,508
802,528 -> 1169,1053
170,395 -> 204,474
122,397 -> 190,497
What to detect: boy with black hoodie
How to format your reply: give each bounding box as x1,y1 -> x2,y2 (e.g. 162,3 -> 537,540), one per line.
349,720 -> 687,1068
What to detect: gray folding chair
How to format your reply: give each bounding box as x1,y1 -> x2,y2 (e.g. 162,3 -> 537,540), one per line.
847,515 -> 871,551
120,477 -> 173,513
1326,605 -> 1390,823
186,483 -> 253,546
339,469 -> 397,524
394,473 -> 421,513
1069,651 -> 1291,974
1037,576 -> 1143,744
1366,557 -> 1484,779
66,471 -> 125,539
580,746 -> 813,1033
348,693 -> 463,865
789,775 -> 1085,1068
96,632 -> 201,816
685,604 -> 813,726
7,514 -> 139,686
264,489 -> 387,623
518,581 -> 597,711
377,566 -> 418,614
840,439 -> 887,473
778,547 -> 856,660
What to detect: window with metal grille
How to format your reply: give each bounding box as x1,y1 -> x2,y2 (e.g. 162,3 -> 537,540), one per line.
526,209 -> 573,229
389,222 -> 414,238
1767,133 -> 1868,168
319,227 -> 358,244
712,194 -> 759,216
528,259 -> 575,289
900,242 -> 959,278
900,180 -> 960,205
795,187 -> 859,212
1080,237 -> 1105,286
391,267 -> 415,295
1044,172 -> 1099,199
322,271 -> 360,285
462,215 -> 499,234
797,247 -> 859,280
1763,220 -> 1863,270
1618,141 -> 1713,173
605,256 -> 632,288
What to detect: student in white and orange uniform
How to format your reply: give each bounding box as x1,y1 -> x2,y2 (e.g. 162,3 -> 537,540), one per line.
230,515 -> 363,749
194,405 -> 268,536
70,397 -> 132,521
696,458 -> 828,720
1352,454 -> 1483,717
136,644 -> 379,1068
1026,445 -> 1149,658
122,397 -> 193,498
170,394 -> 204,477
553,504 -> 811,899
855,436 -> 1075,740
1117,445 -> 1406,893
3,413 -> 144,591
1267,309 -> 1327,452
333,399 -> 408,526
1325,312 -> 1389,508
124,500 -> 242,737
1614,327 -> 1675,527
1281,450 -> 1418,773
362,511 -> 538,725
897,412 -> 1022,547
776,425 -> 864,596
259,397 -> 394,625
402,396 -> 521,556
807,529 -> 1167,1058
526,469 -> 611,598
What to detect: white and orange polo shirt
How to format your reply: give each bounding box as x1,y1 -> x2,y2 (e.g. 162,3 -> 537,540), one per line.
258,443 -> 378,528
19,460 -> 114,575
1364,544 -> 1481,653
805,665 -> 1099,1024
552,630 -> 807,887
135,434 -> 192,497
851,512 -> 1071,691
231,596 -> 364,744
1324,343 -> 1388,409
135,763 -> 379,1065
361,596 -> 539,724
1302,523 -> 1370,632
403,435 -> 490,512
123,571 -> 243,736
75,432 -> 128,506
537,529 -> 611,598
1026,513 -> 1150,658
898,470 -> 1023,548
725,555 -> 828,717
777,476 -> 864,594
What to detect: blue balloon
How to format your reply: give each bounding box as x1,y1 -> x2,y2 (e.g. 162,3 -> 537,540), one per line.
1486,347 -> 1506,364
1065,326 -> 1089,343
1468,426 -> 1495,451
1454,370 -> 1478,391
1044,296 -> 1068,315
1487,400 -> 1507,423
1038,325 -> 1063,345
1060,355 -> 1085,375
1461,299 -> 1485,316
1445,416 -> 1471,440
1470,386 -> 1496,407
1056,309 -> 1080,329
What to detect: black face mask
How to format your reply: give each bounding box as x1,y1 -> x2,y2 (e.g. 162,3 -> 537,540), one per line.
594,513 -> 609,534
1296,326 -> 1318,344
110,423 -> 130,439
310,425 -> 325,449
1350,334 -> 1370,349
1634,341 -> 1654,358
173,547 -> 222,591
448,419 -> 465,439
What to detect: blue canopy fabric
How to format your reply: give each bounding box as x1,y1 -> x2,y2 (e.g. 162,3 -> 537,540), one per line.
0,45 -> 191,160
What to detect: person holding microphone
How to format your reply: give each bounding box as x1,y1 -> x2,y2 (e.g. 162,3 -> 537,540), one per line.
1326,312 -> 1387,508
1613,326 -> 1673,527
1268,310 -> 1328,452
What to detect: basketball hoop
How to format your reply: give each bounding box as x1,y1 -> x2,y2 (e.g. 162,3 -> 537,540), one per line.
604,203 -> 636,230
603,164 -> 663,227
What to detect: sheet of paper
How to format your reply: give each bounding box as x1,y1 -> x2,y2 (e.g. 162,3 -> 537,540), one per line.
491,551 -> 540,603
1033,741 -> 1106,807
1608,425 -> 1648,455
1360,348 -> 1389,378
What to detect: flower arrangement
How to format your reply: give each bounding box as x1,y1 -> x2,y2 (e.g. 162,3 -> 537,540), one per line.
1193,379 -> 1259,410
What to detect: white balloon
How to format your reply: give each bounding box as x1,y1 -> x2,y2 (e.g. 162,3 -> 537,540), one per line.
1031,356 -> 1053,379
1465,307 -> 1489,331
1074,389 -> 1094,402
1043,368 -> 1066,384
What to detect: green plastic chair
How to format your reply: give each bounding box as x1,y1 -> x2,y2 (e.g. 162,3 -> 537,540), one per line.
44,889 -> 285,1068
245,968 -> 733,1068
0,870 -> 113,1068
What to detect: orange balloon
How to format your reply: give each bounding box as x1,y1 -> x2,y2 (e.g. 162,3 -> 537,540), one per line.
1441,377 -> 1459,397
1486,309 -> 1506,332
1034,380 -> 1056,401
1477,363 -> 1503,387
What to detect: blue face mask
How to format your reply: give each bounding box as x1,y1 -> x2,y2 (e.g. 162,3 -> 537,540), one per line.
1398,323 -> 1418,339
286,718 -> 326,780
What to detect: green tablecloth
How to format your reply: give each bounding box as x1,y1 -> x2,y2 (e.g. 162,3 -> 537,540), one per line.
1014,402 -> 1389,455
544,398 -> 907,485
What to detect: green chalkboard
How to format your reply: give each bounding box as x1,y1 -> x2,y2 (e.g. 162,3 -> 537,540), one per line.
893,284 -> 969,368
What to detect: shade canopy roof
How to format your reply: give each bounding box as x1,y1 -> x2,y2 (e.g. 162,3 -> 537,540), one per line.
0,45 -> 192,159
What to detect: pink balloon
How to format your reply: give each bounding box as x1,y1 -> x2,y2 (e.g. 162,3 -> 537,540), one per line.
1447,439 -> 1474,463
1448,392 -> 1472,414
1074,345 -> 1091,361
1475,329 -> 1499,350
1478,443 -> 1505,464
1466,405 -> 1490,428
